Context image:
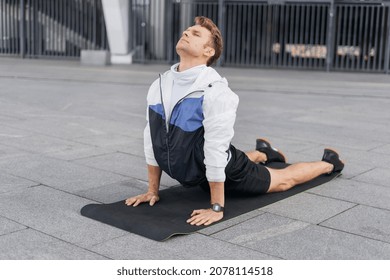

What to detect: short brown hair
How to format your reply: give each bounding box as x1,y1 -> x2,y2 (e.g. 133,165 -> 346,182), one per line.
194,16 -> 223,66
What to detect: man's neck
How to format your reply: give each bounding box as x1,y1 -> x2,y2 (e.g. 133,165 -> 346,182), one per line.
177,59 -> 207,72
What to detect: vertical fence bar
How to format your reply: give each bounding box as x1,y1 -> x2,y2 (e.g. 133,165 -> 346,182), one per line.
372,6 -> 380,71
1,1 -> 3,54
351,5 -> 357,70
217,0 -> 224,66
326,1 -> 335,72
378,5 -> 385,71
5,0 -> 9,54
11,0 -> 14,53
385,6 -> 390,74
19,0 -> 25,58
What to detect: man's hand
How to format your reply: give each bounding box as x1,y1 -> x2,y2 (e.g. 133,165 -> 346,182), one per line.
125,192 -> 159,207
186,209 -> 223,226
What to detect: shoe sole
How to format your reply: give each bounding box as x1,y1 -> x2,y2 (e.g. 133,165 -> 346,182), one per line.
257,138 -> 287,163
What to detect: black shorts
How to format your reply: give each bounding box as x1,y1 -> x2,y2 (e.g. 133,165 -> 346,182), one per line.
200,145 -> 271,195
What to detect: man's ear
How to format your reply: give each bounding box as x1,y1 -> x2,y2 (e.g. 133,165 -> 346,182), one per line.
204,46 -> 215,58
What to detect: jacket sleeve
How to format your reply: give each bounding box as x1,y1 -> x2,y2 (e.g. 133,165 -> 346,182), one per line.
202,83 -> 239,182
144,81 -> 159,167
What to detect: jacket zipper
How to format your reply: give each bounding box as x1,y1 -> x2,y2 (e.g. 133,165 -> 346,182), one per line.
159,75 -> 206,177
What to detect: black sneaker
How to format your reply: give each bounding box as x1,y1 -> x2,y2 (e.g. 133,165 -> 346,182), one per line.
322,148 -> 344,173
256,138 -> 286,164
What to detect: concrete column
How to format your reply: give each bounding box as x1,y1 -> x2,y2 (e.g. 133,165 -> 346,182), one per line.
101,0 -> 132,64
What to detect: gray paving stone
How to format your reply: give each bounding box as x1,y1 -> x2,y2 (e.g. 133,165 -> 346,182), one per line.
0,186 -> 127,248
301,146 -> 387,179
353,167 -> 390,188
0,229 -> 107,260
212,213 -> 390,259
0,217 -> 26,236
321,205 -> 390,244
199,209 -> 265,236
262,193 -> 356,224
91,232 -> 277,260
371,143 -> 390,155
0,125 -> 32,139
76,179 -> 147,204
308,178 -> 390,211
73,134 -> 139,149
0,154 -> 128,192
4,116 -> 105,140
0,172 -> 38,194
0,134 -> 92,155
2,58 -> 390,260
0,143 -> 32,162
46,145 -> 113,161
73,152 -> 178,187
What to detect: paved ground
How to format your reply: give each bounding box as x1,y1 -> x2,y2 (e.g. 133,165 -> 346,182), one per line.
0,57 -> 390,260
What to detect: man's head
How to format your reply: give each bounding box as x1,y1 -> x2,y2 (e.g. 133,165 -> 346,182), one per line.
176,16 -> 223,66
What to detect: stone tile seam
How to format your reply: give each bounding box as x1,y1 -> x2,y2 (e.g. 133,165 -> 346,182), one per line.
318,224 -> 390,246
352,178 -> 390,189
317,204 -> 360,226
0,214 -> 29,232
0,123 -> 98,143
196,233 -> 283,260
348,167 -> 377,180
71,151 -> 127,162
199,211 -> 266,237
367,142 -> 390,152
87,232 -> 133,249
63,158 -> 137,180
74,180 -> 147,201
0,171 -> 41,188
305,191 -> 390,213
8,226 -> 112,260
0,227 -> 30,239
33,184 -> 106,205
0,132 -> 103,151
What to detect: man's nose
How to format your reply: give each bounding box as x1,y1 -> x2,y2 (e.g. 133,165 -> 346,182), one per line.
182,30 -> 189,37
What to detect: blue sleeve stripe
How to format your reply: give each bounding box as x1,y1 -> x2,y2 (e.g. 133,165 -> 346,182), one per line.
170,97 -> 204,132
149,104 -> 165,119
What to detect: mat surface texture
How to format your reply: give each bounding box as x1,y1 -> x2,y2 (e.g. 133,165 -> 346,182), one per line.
81,162 -> 340,241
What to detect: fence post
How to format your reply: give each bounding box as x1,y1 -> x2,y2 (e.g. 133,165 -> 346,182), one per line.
326,0 -> 335,72
19,0 -> 25,58
385,4 -> 390,74
217,0 -> 224,66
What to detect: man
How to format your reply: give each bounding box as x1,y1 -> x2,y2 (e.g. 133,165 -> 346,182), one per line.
125,16 -> 344,226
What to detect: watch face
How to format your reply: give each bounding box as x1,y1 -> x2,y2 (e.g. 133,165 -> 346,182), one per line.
212,203 -> 223,212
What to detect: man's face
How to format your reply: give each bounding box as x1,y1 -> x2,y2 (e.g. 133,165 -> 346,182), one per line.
176,25 -> 215,60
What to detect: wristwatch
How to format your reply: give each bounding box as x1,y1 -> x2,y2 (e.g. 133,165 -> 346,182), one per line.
211,203 -> 224,212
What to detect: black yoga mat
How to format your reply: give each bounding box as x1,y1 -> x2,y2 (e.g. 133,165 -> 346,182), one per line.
81,162 -> 341,241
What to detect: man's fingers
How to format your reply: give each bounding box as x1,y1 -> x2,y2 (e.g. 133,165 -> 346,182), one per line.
132,199 -> 142,207
191,209 -> 203,216
149,196 -> 157,206
125,194 -> 159,207
125,197 -> 136,206
187,209 -> 224,226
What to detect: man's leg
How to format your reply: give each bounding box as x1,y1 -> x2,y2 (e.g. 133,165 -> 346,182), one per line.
245,139 -> 344,193
265,161 -> 333,193
246,150 -> 267,163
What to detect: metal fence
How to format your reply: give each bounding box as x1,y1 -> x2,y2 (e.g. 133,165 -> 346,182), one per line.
0,0 -> 108,59
131,0 -> 390,73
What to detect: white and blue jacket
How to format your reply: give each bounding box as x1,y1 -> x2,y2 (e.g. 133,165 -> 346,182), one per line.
144,65 -> 239,185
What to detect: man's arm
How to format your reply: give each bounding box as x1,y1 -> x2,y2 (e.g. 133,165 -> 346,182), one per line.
125,164 -> 162,207
186,181 -> 224,226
